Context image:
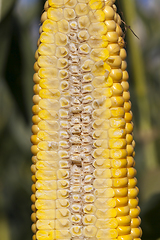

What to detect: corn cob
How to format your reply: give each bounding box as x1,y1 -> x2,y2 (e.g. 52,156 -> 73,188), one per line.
31,0 -> 142,239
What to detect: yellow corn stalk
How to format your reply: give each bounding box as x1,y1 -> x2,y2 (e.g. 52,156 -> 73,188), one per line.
31,0 -> 142,239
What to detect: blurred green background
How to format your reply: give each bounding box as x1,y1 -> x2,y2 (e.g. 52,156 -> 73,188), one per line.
0,0 -> 160,239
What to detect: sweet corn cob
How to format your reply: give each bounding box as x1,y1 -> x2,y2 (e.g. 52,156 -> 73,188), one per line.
31,0 -> 142,239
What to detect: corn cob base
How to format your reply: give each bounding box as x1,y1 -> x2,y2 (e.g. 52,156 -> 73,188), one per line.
31,0 -> 142,239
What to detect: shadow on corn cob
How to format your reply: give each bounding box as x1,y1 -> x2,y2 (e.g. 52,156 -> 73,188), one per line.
30,0 -> 142,239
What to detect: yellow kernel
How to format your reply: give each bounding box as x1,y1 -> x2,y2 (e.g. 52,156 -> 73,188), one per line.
31,145 -> 39,155
123,91 -> 130,101
31,204 -> 36,212
127,144 -> 134,156
90,48 -> 109,62
33,95 -> 41,104
44,0 -> 49,10
33,73 -> 41,84
42,19 -> 58,33
108,128 -> 126,139
104,6 -> 115,20
128,178 -> 137,188
127,156 -> 135,167
37,230 -> 55,240
39,79 -> 59,89
31,194 -> 36,203
40,32 -> 55,44
106,31 -> 118,43
34,62 -> 40,72
115,197 -> 128,207
31,125 -> 40,134
112,168 -> 127,178
111,159 -> 127,168
127,168 -> 137,178
131,228 -> 142,238
95,218 -> 118,229
31,184 -> 36,193
33,84 -> 41,94
110,69 -> 123,82
130,207 -> 141,218
96,229 -> 118,238
117,13 -> 122,26
32,105 -> 41,115
107,43 -> 120,55
117,234 -> 133,240
112,83 -> 123,95
116,206 -> 130,216
131,217 -> 141,228
32,156 -> 38,164
48,0 -> 64,7
121,60 -> 127,71
41,11 -> 48,23
58,19 -> 70,33
31,175 -> 36,183
75,3 -> 89,16
116,24 -> 123,36
89,9 -> 105,22
64,8 -> 76,20
126,134 -> 133,145
110,149 -> 127,159
121,81 -> 129,91
117,216 -> 131,226
111,96 -> 124,107
37,38 -> 40,47
125,122 -> 134,134
31,164 -> 37,174
112,4 -> 117,12
39,89 -> 60,100
114,187 -> 128,197
128,187 -> 139,199
123,70 -> 129,81
38,56 -> 57,68
89,22 -> 108,36
109,139 -> 127,149
107,56 -> 122,68
32,115 -> 41,125
78,15 -> 90,28
55,32 -> 68,46
31,135 -> 40,145
48,8 -> 63,21
120,48 -> 127,60
128,198 -> 139,208
105,20 -> 116,31
117,226 -> 131,236
38,43 -> 56,56
89,0 -> 104,10
124,101 -> 131,112
105,0 -> 115,6
112,177 -> 128,188
31,212 -> 36,222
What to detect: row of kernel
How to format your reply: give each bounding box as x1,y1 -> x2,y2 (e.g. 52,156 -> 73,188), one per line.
31,31 -> 45,239
105,6 -> 133,240
67,14 -> 84,238
119,26 -> 142,240
75,11 -> 97,236
31,4 -> 67,239
56,19 -> 72,238
89,3 -> 119,238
